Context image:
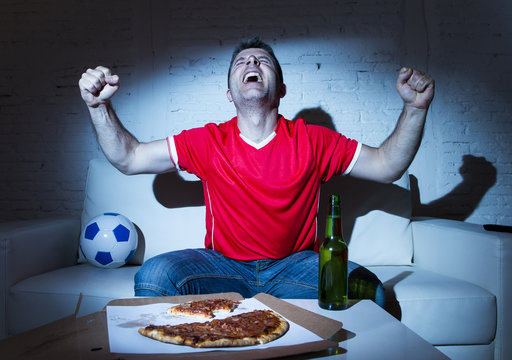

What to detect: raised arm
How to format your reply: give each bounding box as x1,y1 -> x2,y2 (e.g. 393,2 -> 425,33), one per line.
79,66 -> 174,175
350,67 -> 435,183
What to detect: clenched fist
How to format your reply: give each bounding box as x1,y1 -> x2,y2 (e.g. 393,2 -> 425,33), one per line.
396,67 -> 435,110
79,66 -> 119,108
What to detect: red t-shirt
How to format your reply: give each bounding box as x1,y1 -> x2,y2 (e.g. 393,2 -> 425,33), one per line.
168,116 -> 360,260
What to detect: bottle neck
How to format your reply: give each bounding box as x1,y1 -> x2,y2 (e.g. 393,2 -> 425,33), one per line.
325,196 -> 342,240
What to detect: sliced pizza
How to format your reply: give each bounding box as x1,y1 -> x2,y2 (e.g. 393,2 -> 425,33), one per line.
166,298 -> 241,319
138,309 -> 289,348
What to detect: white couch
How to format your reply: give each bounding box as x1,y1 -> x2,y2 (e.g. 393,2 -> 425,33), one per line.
1,158 -> 510,360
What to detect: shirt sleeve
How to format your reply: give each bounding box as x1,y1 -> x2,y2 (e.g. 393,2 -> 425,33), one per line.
171,126 -> 212,180
166,136 -> 178,167
307,123 -> 360,183
344,141 -> 362,175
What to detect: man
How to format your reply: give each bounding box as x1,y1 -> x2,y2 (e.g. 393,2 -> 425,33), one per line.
79,38 -> 434,306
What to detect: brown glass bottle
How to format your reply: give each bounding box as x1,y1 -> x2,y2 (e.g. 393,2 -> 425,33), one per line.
318,194 -> 348,310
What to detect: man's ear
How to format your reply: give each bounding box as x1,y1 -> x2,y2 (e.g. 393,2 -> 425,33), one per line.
280,83 -> 287,98
227,89 -> 233,102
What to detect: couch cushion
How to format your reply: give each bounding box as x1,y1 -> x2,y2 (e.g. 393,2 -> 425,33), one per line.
8,264 -> 139,335
369,265 -> 496,346
81,159 -> 206,264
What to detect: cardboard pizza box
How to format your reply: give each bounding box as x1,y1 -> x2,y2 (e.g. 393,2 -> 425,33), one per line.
1,292 -> 347,359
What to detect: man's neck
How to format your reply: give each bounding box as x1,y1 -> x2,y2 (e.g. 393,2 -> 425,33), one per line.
236,107 -> 279,143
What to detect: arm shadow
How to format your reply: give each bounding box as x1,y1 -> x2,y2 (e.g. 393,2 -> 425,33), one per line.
318,177 -> 411,243
153,171 -> 204,208
410,155 -> 497,221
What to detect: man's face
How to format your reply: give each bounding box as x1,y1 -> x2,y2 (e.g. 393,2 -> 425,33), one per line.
227,48 -> 286,107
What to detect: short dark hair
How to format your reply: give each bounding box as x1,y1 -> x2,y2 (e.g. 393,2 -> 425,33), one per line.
227,37 -> 284,87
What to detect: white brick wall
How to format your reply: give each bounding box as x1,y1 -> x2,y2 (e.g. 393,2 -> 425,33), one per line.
0,0 -> 510,225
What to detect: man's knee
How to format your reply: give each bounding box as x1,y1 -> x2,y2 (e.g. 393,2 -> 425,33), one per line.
133,251 -> 187,296
133,249 -> 220,297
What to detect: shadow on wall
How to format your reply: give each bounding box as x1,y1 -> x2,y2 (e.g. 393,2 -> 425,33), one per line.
410,155 -> 497,221
153,171 -> 204,208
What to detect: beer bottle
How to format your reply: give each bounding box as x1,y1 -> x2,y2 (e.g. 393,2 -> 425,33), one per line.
318,194 -> 348,310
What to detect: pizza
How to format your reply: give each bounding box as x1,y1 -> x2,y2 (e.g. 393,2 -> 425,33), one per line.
166,298 -> 241,319
138,309 -> 289,348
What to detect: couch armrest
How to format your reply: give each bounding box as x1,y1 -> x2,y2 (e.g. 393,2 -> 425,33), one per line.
0,218 -> 81,287
0,218 -> 80,340
411,217 -> 511,293
412,217 -> 512,359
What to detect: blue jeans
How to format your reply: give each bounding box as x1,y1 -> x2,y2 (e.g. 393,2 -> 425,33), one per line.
134,249 -> 385,307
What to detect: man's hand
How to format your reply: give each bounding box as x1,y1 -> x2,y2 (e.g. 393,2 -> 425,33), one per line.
79,66 -> 120,108
396,67 -> 434,110
77,65 -> 173,175
351,67 -> 434,183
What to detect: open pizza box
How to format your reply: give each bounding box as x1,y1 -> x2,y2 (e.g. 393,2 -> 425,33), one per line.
1,292 -> 349,359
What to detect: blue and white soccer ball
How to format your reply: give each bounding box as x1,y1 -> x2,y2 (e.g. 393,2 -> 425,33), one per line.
80,213 -> 138,268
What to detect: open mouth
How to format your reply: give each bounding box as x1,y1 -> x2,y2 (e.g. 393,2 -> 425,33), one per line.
243,72 -> 263,83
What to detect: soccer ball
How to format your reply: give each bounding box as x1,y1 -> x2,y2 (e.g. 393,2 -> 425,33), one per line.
80,213 -> 138,268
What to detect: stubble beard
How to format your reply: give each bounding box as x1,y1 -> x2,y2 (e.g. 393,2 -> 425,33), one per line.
233,86 -> 280,113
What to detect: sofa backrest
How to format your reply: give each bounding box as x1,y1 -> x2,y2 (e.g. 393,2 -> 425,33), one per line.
80,158 -> 413,266
81,159 -> 206,264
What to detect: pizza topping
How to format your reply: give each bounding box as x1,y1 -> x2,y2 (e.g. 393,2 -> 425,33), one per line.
167,298 -> 241,319
139,310 -> 289,347
151,310 -> 278,339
